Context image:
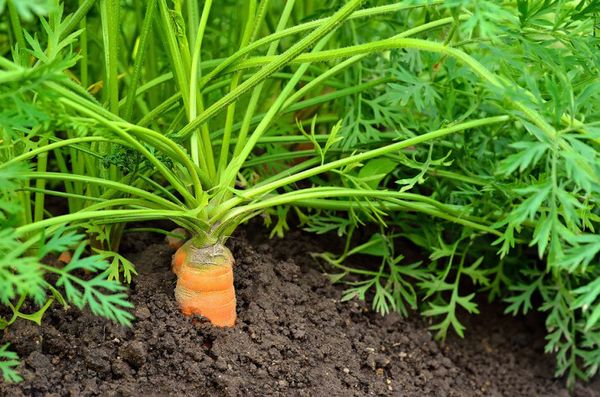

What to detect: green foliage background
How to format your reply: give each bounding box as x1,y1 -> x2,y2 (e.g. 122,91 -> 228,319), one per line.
0,0 -> 599,388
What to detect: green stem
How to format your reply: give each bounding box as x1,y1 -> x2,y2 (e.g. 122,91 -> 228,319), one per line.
43,81 -> 244,192
15,209 -> 200,238
189,0 -> 216,178
100,0 -> 120,115
220,187 -> 497,233
186,0 -> 199,48
60,0 -> 97,41
196,1 -> 444,90
231,0 -> 292,163
219,31 -> 337,202
232,37 -> 557,141
218,0 -> 260,176
157,0 -> 191,112
123,0 -> 156,121
124,227 -> 186,238
20,172 -> 182,211
137,93 -> 181,126
33,137 -> 48,223
175,0 -> 364,139
7,0 -> 26,52
113,122 -> 207,193
281,15 -> 468,110
214,116 -> 509,217
59,97 -> 202,204
78,0 -> 89,88
17,187 -> 104,203
1,137 -> 108,169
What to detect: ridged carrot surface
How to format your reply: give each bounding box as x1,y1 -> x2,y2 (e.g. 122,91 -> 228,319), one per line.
172,240 -> 236,327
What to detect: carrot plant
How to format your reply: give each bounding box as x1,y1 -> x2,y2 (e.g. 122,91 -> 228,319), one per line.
0,0 -> 598,387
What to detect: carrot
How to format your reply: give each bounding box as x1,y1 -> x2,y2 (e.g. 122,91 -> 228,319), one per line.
165,227 -> 188,249
171,240 -> 236,327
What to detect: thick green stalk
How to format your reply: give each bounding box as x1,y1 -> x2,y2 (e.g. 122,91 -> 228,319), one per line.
20,172 -> 182,211
219,189 -> 500,236
18,187 -> 104,203
7,0 -> 25,52
78,0 -> 89,88
60,0 -> 97,41
15,210 -> 202,238
186,0 -> 200,48
79,198 -> 164,212
281,16 -> 468,110
218,0 -> 260,176
196,1 -> 443,90
59,98 -> 200,205
33,138 -> 48,223
123,0 -> 157,121
189,0 -> 216,178
229,187 -> 484,223
231,0 -> 295,162
158,0 -> 191,112
175,0 -> 364,139
100,0 -> 120,115
97,0 -> 122,199
231,38 -> 497,74
1,137 -> 108,169
218,32 -> 336,199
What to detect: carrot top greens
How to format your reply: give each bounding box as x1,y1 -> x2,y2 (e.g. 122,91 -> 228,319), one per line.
1,0 -> 599,388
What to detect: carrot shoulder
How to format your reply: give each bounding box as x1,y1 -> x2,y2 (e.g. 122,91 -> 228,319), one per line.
172,240 -> 236,327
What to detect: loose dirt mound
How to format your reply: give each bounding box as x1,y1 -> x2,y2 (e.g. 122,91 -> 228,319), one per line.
2,227 -> 598,396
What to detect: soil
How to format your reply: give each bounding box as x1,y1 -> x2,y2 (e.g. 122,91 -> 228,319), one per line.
2,225 -> 599,397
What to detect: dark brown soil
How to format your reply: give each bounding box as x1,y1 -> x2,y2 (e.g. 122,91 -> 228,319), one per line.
2,226 -> 599,396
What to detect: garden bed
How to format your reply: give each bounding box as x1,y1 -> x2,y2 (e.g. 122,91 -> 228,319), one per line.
2,225 -> 599,397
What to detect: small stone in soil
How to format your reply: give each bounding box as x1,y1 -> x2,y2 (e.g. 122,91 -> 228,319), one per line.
277,379 -> 289,388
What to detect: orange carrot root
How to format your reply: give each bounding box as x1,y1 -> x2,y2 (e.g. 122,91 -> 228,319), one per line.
165,227 -> 189,249
172,240 -> 236,327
